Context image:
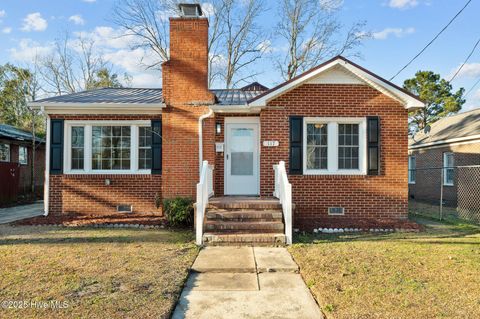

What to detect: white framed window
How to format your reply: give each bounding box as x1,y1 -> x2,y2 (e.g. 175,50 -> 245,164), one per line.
303,117 -> 367,175
443,152 -> 454,186
19,146 -> 28,165
408,155 -> 416,184
0,143 -> 10,162
64,120 -> 152,174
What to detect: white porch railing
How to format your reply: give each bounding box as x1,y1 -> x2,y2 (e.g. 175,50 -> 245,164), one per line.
196,160 -> 214,245
273,161 -> 293,245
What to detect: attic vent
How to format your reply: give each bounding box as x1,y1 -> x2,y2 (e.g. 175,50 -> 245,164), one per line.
328,207 -> 344,215
117,205 -> 133,213
178,3 -> 203,17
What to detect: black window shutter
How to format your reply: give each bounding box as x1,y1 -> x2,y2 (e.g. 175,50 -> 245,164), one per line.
289,116 -> 303,175
367,116 -> 380,176
50,119 -> 64,175
151,119 -> 162,174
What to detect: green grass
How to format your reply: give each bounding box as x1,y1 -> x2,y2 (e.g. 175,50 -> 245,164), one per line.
0,225 -> 198,319
289,218 -> 480,319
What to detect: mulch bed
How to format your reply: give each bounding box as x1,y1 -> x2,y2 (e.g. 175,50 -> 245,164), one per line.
15,212 -> 167,227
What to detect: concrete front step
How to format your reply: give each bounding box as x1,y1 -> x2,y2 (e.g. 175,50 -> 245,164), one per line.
206,209 -> 283,222
203,233 -> 286,246
205,221 -> 284,232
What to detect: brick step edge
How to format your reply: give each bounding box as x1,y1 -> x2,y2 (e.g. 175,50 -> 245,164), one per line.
205,221 -> 284,231
207,204 -> 282,210
203,233 -> 286,245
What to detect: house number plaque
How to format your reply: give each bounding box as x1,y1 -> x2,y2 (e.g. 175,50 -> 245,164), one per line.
263,141 -> 279,147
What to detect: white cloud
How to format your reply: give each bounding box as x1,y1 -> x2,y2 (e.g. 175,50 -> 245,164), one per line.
447,63 -> 480,80
9,38 -> 53,61
0,10 -> 6,18
388,0 -> 418,9
201,3 -> 215,18
83,0 -> 97,2
372,27 -> 415,40
74,26 -> 137,49
69,15 -> 85,25
2,27 -> 12,34
21,12 -> 48,32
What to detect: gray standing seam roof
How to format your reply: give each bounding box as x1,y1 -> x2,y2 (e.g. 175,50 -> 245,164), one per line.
0,124 -> 45,143
31,87 -> 268,106
409,108 -> 480,147
32,88 -> 164,105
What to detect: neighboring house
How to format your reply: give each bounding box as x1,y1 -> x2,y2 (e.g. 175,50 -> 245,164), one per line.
408,108 -> 480,206
0,124 -> 45,205
29,4 -> 424,244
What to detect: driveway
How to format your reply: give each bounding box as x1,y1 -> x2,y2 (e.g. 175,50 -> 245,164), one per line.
172,246 -> 323,318
0,202 -> 44,224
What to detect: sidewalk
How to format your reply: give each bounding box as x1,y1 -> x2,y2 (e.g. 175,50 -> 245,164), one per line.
172,246 -> 323,319
0,201 -> 44,224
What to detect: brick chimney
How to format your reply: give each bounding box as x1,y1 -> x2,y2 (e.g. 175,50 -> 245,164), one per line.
162,4 -> 215,105
161,4 -> 216,199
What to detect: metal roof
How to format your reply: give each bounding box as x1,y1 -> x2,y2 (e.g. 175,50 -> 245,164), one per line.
409,108 -> 480,148
0,124 -> 45,143
211,89 -> 266,105
30,86 -> 268,106
32,88 -> 164,105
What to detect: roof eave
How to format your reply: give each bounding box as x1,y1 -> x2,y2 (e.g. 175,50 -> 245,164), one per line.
28,102 -> 166,114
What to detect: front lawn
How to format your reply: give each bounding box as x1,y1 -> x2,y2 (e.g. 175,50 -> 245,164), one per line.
289,218 -> 480,319
0,225 -> 197,319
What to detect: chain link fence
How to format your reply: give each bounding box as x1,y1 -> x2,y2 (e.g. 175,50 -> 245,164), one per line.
409,165 -> 480,224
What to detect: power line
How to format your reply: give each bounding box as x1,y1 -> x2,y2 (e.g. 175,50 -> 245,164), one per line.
464,76 -> 480,98
389,0 -> 473,81
449,36 -> 480,83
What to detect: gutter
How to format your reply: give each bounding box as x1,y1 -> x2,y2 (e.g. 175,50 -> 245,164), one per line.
198,108 -> 214,173
409,134 -> 480,150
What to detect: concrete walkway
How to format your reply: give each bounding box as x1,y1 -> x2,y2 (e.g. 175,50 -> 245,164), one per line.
172,247 -> 323,319
0,202 -> 44,224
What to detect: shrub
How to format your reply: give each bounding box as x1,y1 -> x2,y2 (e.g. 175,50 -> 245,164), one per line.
163,197 -> 194,227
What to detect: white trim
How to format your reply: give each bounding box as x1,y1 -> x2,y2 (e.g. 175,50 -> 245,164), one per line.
44,117 -> 50,216
198,108 -> 214,172
210,104 -> 261,114
18,146 -> 28,165
303,117 -> 367,175
28,103 -> 164,115
409,134 -> 480,150
443,152 -> 454,186
248,58 -> 424,110
63,120 -> 151,175
224,117 -> 261,195
408,155 -> 416,184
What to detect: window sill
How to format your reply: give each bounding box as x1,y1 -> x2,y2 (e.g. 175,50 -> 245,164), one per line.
303,169 -> 367,176
64,170 -> 152,175
408,182 -> 416,185
443,183 -> 454,187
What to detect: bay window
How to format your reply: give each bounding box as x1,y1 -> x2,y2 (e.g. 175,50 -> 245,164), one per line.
65,121 -> 151,174
303,118 -> 367,175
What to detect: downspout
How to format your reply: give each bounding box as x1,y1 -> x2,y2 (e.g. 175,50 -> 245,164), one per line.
43,109 -> 50,216
198,108 -> 214,174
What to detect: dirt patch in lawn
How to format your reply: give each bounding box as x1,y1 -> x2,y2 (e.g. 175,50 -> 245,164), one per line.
290,218 -> 480,319
0,225 -> 198,319
297,217 -> 423,232
15,211 -> 166,227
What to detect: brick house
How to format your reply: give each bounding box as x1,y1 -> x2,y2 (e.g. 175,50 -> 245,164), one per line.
30,4 -> 424,244
0,124 -> 45,205
408,108 -> 480,207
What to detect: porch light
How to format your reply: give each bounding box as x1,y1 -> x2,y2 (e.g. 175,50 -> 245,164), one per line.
216,122 -> 222,135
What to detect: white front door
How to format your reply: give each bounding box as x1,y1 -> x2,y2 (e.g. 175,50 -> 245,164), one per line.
225,118 -> 260,195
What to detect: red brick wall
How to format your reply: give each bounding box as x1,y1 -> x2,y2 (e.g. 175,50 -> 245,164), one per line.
49,174 -> 162,216
260,84 -> 409,229
47,114 -> 162,217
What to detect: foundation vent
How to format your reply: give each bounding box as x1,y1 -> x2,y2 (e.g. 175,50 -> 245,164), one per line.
328,207 -> 345,215
117,205 -> 133,213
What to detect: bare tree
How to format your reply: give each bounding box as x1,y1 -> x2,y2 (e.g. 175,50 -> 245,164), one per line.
276,0 -> 369,81
39,33 -> 124,94
112,0 -> 266,88
221,0 -> 265,88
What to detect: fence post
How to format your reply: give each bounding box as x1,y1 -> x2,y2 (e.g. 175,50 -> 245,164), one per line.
440,167 -> 444,221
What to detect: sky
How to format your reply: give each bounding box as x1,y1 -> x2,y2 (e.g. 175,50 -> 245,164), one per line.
0,0 -> 479,111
